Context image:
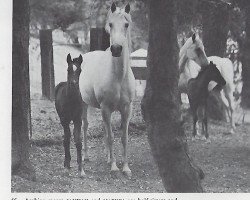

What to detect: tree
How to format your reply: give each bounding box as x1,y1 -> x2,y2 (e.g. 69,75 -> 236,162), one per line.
12,0 -> 35,181
202,1 -> 231,57
141,0 -> 204,192
241,2 -> 250,108
201,1 -> 231,120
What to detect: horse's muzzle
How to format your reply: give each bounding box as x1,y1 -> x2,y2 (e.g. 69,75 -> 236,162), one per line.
111,44 -> 122,57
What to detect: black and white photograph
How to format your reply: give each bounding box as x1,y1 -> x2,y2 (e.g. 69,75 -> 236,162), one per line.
1,0 -> 250,197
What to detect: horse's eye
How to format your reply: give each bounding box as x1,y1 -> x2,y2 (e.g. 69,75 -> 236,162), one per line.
109,23 -> 112,28
125,23 -> 129,28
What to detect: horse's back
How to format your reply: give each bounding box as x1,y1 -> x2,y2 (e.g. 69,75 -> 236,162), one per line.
208,56 -> 234,91
208,56 -> 234,82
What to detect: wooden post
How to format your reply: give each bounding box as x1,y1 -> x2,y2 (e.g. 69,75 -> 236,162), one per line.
90,28 -> 110,51
40,29 -> 55,100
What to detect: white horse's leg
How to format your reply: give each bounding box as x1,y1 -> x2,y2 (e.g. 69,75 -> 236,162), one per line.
120,103 -> 132,177
222,88 -> 235,133
82,101 -> 89,161
101,104 -> 118,172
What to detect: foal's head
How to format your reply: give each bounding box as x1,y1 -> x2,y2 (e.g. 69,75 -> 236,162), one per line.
105,3 -> 132,57
206,61 -> 226,88
66,53 -> 83,88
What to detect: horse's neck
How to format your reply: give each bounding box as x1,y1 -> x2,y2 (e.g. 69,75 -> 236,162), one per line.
112,44 -> 130,82
179,53 -> 188,73
199,53 -> 209,68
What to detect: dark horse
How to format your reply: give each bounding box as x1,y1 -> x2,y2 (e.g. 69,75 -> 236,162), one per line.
187,61 -> 226,140
55,53 -> 85,177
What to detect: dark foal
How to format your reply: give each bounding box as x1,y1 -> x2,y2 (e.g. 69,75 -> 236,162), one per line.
187,61 -> 226,139
55,53 -> 85,177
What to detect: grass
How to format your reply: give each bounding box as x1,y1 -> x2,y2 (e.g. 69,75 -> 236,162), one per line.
11,97 -> 250,193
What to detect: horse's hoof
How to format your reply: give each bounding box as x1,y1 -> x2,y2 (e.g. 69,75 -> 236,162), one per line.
107,157 -> 111,164
230,129 -> 235,134
200,135 -> 207,141
205,138 -> 211,144
122,164 -> 132,178
235,123 -> 240,127
122,170 -> 132,178
111,162 -> 119,171
64,164 -> 71,169
63,168 -> 71,176
79,170 -> 86,178
110,170 -> 120,179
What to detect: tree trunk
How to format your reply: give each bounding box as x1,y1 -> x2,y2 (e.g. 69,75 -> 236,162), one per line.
241,5 -> 250,108
141,0 -> 204,192
12,0 -> 36,181
202,2 -> 230,57
201,1 -> 230,120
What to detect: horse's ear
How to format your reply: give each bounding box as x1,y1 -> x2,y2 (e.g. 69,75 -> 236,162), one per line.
67,53 -> 72,63
78,54 -> 83,64
111,2 -> 116,13
192,33 -> 196,43
125,3 -> 130,13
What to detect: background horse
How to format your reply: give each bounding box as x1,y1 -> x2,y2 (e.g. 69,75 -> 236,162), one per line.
188,61 -> 226,140
79,3 -> 135,177
179,33 -> 235,134
55,54 -> 85,177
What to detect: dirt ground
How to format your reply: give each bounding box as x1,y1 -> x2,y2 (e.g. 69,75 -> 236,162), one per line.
11,97 -> 250,193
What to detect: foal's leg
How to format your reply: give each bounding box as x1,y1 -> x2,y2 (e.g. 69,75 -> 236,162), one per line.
120,103 -> 132,177
204,105 -> 209,139
101,104 -> 118,172
62,122 -> 71,169
73,118 -> 85,177
82,101 -> 89,161
192,109 -> 198,139
199,106 -> 206,140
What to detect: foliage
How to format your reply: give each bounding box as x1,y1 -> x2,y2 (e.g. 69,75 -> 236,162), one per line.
29,0 -> 248,52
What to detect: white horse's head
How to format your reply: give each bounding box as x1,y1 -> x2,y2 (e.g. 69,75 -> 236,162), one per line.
105,3 -> 132,57
180,33 -> 209,68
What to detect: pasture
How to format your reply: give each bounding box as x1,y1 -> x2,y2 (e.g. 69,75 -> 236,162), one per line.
11,97 -> 250,193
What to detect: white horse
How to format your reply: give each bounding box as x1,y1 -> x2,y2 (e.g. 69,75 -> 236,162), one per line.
178,33 -> 236,134
79,3 -> 135,177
